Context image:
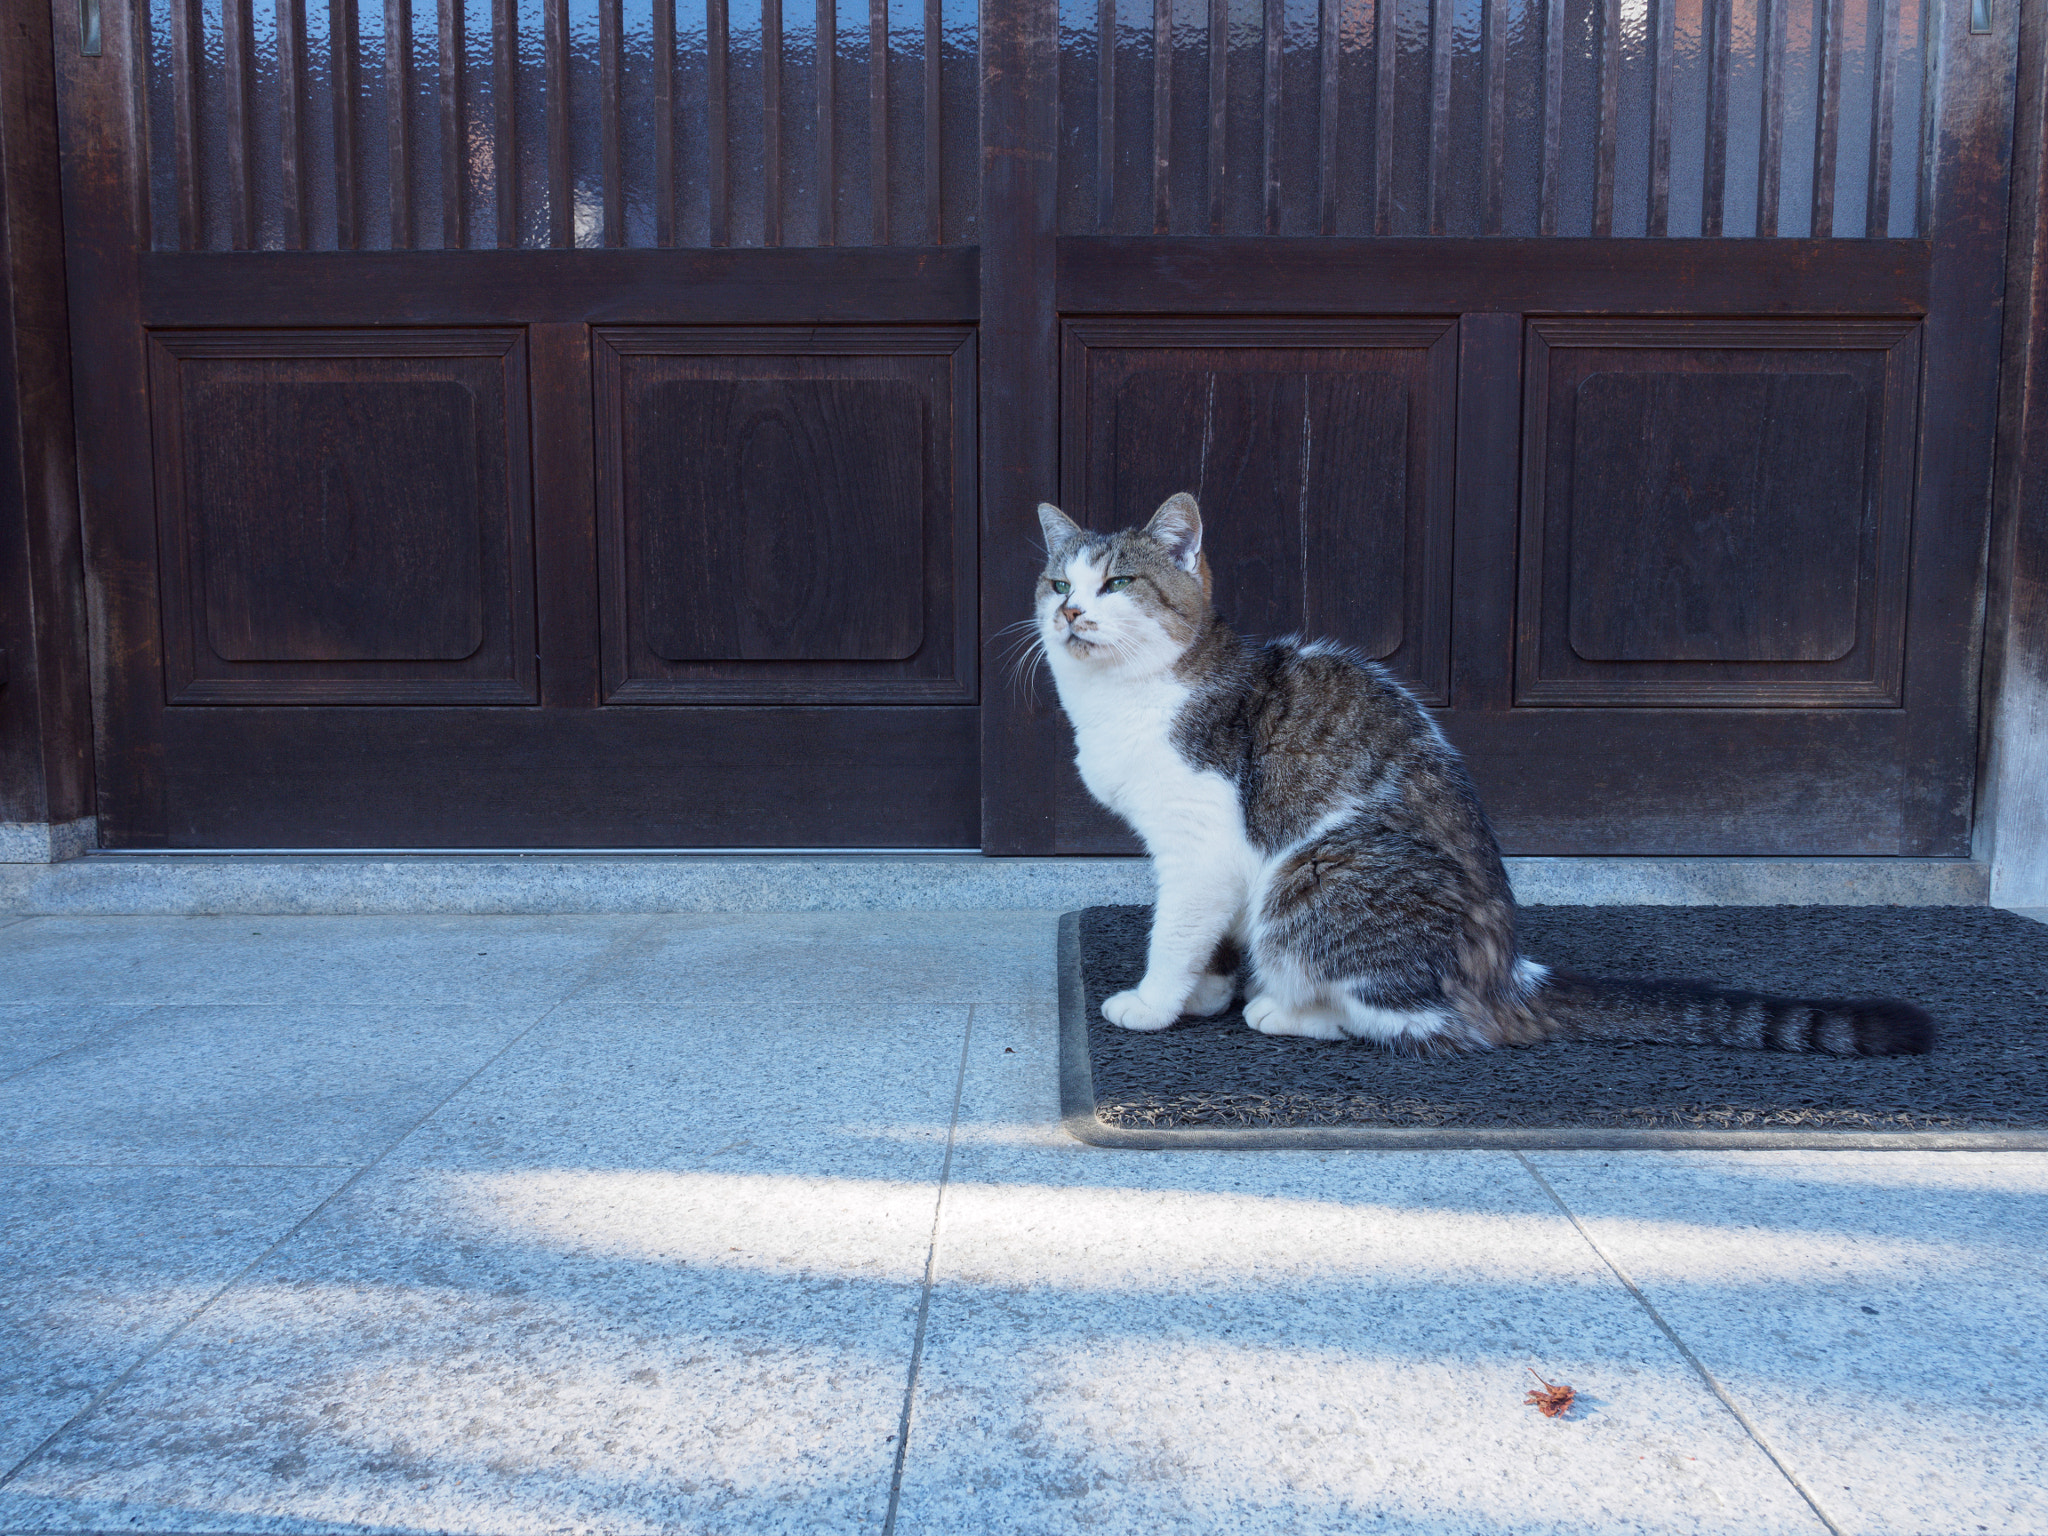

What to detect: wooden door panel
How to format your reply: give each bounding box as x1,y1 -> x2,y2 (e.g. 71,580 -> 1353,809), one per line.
146,328 -> 535,705
1518,318 -> 1921,707
594,326 -> 976,704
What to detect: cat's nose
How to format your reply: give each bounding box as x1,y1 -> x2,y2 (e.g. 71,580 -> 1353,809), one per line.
1060,604 -> 1083,623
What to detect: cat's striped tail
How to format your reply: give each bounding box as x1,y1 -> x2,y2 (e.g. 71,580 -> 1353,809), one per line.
1531,971 -> 1934,1056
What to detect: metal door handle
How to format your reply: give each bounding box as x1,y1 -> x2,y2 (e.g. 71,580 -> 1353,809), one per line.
80,0 -> 102,54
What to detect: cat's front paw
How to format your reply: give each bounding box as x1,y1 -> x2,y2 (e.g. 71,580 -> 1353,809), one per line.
1102,989 -> 1179,1032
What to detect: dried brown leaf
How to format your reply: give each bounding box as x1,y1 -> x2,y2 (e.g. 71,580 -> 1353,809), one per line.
1524,1368 -> 1576,1418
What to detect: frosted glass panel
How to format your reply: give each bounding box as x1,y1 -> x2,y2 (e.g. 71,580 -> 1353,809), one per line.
144,0 -> 975,247
1057,0 -> 1931,235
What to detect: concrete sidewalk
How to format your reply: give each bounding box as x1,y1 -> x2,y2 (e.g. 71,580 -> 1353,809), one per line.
0,910 -> 2042,1535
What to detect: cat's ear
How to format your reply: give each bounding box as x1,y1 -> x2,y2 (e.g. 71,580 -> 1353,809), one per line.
1037,502 -> 1083,554
1145,493 -> 1203,572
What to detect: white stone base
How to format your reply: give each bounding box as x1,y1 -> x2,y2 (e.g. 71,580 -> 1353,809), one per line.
0,816 -> 97,864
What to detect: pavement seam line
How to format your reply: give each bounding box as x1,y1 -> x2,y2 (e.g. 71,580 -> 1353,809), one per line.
0,1003 -> 165,1087
881,1003 -> 976,1536
0,918 -> 659,1492
1513,1152 -> 1847,1536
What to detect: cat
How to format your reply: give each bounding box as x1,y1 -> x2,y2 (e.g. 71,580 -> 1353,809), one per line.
1033,491 -> 1933,1056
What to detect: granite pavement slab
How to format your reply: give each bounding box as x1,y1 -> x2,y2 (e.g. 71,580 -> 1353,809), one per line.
0,915 -> 658,1008
891,1004 -> 1824,1535
0,991 -> 976,1535
0,1003 -> 157,1081
0,1005 -> 552,1168
1527,1151 -> 2048,1536
573,911 -> 1062,1007
0,1166 -> 351,1480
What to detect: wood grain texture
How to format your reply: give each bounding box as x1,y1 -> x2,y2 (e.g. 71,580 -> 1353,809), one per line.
279,0 -> 310,246
546,0 -> 570,246
655,0 -> 676,243
869,0 -> 888,243
709,0 -> 729,243
493,0 -> 517,246
146,330 -> 535,703
978,0 -> 1061,851
52,0 -> 167,841
158,707 -> 981,846
1057,236 -> 1931,314
142,247 -> 980,325
170,0 -> 199,248
1565,371 -> 1868,661
0,0 -> 94,825
439,0 -> 465,248
1062,317 -> 1456,703
1518,316 -> 1922,707
223,0 -> 257,247
594,326 -> 976,703
1866,0 -> 1898,237
923,0 -> 941,241
386,0 -> 413,248
1984,0 -> 2048,899
633,378 -> 925,661
601,0 -> 623,246
1209,0 -> 1229,233
764,0 -> 782,245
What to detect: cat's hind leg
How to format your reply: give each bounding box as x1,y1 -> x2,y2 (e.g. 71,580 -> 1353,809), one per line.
1239,947 -> 1349,1039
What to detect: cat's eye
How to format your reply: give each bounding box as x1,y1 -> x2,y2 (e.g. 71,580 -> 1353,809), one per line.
1050,579 -> 1071,594
1103,576 -> 1134,592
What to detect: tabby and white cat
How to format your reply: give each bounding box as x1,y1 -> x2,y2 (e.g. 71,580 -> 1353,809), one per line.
1035,492 -> 1932,1055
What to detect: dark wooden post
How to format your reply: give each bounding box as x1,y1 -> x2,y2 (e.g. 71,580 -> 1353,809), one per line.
0,0 -> 93,858
1984,0 -> 2048,906
977,0 -> 1060,854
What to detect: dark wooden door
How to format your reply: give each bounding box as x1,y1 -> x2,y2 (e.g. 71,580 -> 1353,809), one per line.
52,0 -> 981,846
983,0 -> 2021,858
49,0 -> 2021,853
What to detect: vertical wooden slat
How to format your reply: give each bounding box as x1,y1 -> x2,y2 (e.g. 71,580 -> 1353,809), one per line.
280,0 -> 310,246
1538,0 -> 1563,233
1427,0 -> 1453,233
709,0 -> 730,242
545,0 -> 570,245
979,0 -> 1061,852
1373,0 -> 1394,233
1097,0 -> 1115,229
492,0 -> 517,245
1866,0 -> 1898,235
869,0 -> 888,241
1482,0 -> 1506,233
820,0 -> 837,243
1263,0 -> 1282,232
1757,0 -> 1783,234
1702,0 -> 1729,234
1154,0 -> 1173,232
223,0 -> 257,246
1647,0 -> 1674,233
1593,0 -> 1619,234
1207,0 -> 1227,231
656,0 -> 677,243
170,0 -> 200,248
1811,0 -> 1843,234
1317,0 -> 1337,234
923,0 -> 940,241
439,0 -> 466,247
388,0 -> 414,248
333,0 -> 362,248
764,0 -> 783,245
601,0 -> 622,244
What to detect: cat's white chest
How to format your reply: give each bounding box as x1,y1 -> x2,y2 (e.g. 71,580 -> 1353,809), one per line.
1053,669 -> 1243,854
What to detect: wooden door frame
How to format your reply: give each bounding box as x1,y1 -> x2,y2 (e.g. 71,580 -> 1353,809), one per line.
1983,0 -> 2048,905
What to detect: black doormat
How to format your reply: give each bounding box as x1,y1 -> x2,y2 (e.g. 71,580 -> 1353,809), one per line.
1059,905 -> 2048,1149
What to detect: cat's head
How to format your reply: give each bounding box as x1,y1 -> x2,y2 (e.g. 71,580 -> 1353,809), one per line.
1034,492 -> 1212,672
